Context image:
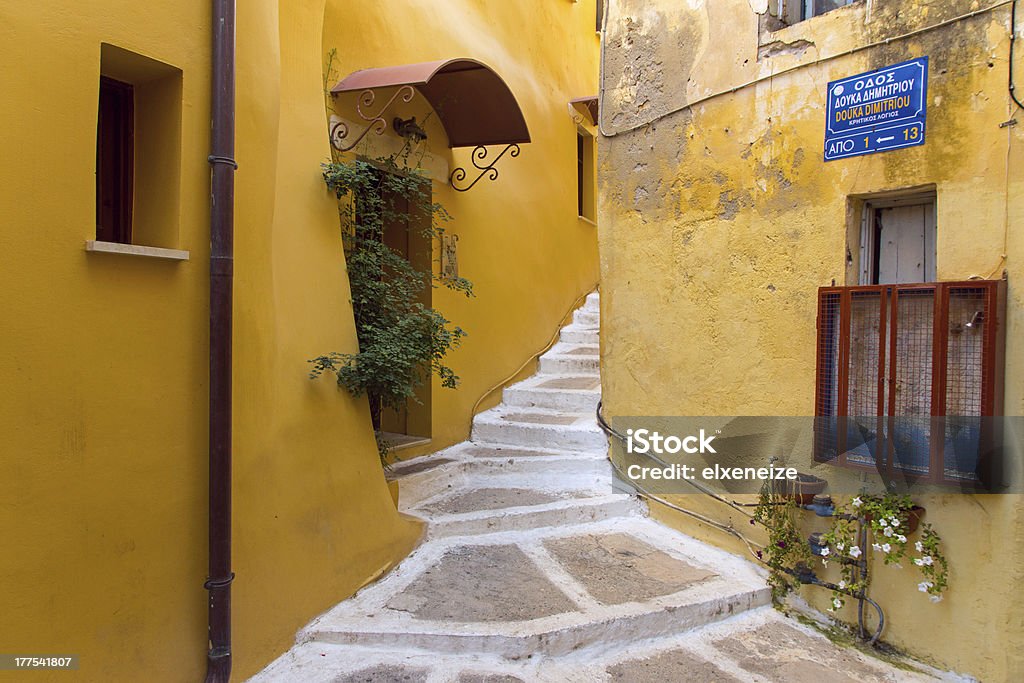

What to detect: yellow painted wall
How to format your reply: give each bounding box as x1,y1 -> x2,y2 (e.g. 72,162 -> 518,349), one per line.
599,1 -> 1023,680
0,1 -> 422,680
321,0 -> 602,459
231,2 -> 424,679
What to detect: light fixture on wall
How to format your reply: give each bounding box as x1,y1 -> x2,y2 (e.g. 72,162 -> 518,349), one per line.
393,116 -> 428,143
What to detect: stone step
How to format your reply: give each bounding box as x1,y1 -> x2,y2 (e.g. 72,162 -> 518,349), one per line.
455,448 -> 612,481
304,586 -> 768,660
573,309 -> 600,328
560,324 -> 599,344
471,408 -> 607,452
584,291 -> 600,311
389,456 -> 614,512
503,373 -> 601,412
415,494 -> 642,538
254,603 -> 943,683
390,445 -> 611,482
538,352 -> 600,375
298,518 -> 771,662
538,342 -> 600,375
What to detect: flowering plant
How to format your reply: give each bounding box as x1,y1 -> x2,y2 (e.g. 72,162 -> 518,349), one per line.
818,512 -> 866,611
820,492 -> 948,607
913,524 -> 948,602
858,493 -> 914,566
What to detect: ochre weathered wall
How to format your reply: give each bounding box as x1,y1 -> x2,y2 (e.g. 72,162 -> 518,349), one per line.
231,2 -> 424,679
599,1 -> 1024,680
0,1 -> 422,680
321,0 -> 602,458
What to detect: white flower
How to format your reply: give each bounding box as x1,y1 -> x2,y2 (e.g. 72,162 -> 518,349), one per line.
914,558 -> 924,566
836,541 -> 845,551
832,597 -> 843,610
852,497 -> 862,507
930,594 -> 943,604
889,517 -> 900,527
881,543 -> 892,553
897,534 -> 907,543
820,546 -> 830,557
921,555 -> 933,566
872,543 -> 882,551
879,518 -> 889,527
915,541 -> 924,552
849,545 -> 862,559
918,581 -> 934,593
883,527 -> 894,537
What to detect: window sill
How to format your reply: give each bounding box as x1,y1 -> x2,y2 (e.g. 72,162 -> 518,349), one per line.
578,215 -> 597,227
85,240 -> 189,261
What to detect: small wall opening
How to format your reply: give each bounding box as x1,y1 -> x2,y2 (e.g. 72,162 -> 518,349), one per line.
846,187 -> 937,285
97,44 -> 183,249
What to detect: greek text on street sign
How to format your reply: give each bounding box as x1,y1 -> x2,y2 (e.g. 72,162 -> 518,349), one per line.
824,57 -> 928,161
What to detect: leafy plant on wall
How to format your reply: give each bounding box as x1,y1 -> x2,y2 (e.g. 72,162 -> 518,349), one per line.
819,493 -> 949,607
753,480 -> 813,602
309,153 -> 473,459
756,485 -> 951,616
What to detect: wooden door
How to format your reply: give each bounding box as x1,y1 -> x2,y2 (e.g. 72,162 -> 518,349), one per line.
876,203 -> 936,284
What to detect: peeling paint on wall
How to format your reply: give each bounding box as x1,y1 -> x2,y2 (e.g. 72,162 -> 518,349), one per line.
599,1 -> 1024,680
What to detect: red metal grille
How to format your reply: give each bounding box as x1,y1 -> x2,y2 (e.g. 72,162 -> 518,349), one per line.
945,287 -> 988,416
814,280 -> 1004,484
815,292 -> 842,417
847,290 -> 884,416
888,288 -> 935,477
814,292 -> 842,463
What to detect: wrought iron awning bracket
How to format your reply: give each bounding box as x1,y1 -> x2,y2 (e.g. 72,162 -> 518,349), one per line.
330,85 -> 416,152
449,143 -> 521,192
568,102 -> 585,125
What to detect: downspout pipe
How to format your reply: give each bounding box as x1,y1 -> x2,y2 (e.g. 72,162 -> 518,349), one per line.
205,0 -> 237,681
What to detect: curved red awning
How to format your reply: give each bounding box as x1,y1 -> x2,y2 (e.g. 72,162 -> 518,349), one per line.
331,58 -> 531,149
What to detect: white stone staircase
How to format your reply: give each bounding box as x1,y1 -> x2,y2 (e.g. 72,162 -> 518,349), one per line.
248,291 -> 937,683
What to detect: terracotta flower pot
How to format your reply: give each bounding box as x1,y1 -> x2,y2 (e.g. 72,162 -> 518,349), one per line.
775,473 -> 828,505
905,505 -> 925,534
865,505 -> 925,534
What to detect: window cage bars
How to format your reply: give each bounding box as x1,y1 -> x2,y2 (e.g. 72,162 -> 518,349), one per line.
814,280 -> 1005,486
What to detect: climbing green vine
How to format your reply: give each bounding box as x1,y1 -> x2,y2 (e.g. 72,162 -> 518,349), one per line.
309,154 -> 473,458
753,481 -> 813,602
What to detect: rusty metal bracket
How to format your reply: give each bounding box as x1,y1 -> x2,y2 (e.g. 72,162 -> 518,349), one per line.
449,144 -> 521,192
330,85 -> 416,152
567,102 -> 585,125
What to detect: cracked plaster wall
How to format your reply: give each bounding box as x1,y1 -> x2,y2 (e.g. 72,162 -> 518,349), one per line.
598,1 -> 1024,680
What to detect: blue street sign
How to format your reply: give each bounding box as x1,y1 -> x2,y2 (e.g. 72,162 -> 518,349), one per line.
824,57 -> 928,161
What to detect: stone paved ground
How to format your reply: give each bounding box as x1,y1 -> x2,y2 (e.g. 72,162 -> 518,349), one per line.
249,293 -> 954,682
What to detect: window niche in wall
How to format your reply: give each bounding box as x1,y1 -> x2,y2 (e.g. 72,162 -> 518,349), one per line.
94,44 -> 183,251
846,188 -> 937,286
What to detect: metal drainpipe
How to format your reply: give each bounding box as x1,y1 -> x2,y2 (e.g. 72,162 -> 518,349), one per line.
205,0 -> 236,681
